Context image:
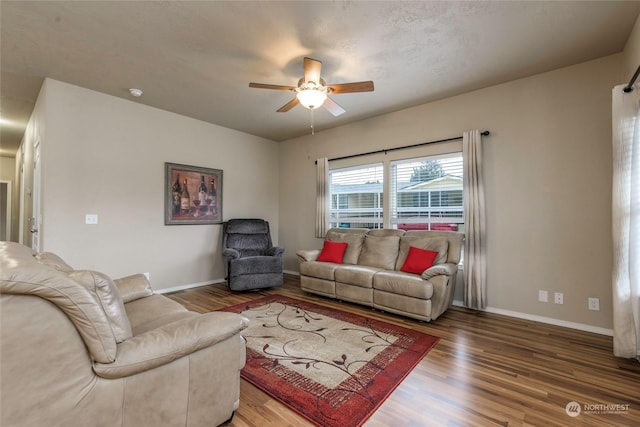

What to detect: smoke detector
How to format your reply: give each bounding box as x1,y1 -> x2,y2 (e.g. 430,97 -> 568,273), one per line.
129,88 -> 143,97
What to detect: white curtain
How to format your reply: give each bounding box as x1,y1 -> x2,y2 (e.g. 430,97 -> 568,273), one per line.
463,130 -> 487,309
612,83 -> 640,359
316,158 -> 329,238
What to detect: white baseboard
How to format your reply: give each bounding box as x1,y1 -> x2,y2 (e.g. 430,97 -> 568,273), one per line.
155,272 -> 300,294
284,269 -> 300,276
452,300 -> 613,336
157,279 -> 612,336
155,278 -> 226,294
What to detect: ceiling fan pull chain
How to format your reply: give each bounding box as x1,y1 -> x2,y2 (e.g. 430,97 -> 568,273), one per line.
310,109 -> 315,135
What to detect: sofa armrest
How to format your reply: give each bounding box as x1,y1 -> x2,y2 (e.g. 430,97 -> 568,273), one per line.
223,248 -> 240,261
297,249 -> 320,263
421,263 -> 457,280
93,312 -> 249,379
114,274 -> 153,303
265,246 -> 285,257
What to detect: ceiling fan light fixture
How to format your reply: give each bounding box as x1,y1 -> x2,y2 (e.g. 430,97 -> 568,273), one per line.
249,57 -> 372,116
296,88 -> 327,110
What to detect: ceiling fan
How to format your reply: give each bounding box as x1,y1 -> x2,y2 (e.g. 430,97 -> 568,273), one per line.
249,57 -> 374,117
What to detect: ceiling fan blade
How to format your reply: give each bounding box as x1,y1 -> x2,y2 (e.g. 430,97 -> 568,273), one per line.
249,82 -> 296,91
277,97 -> 300,112
323,97 -> 346,117
303,57 -> 322,84
328,81 -> 374,94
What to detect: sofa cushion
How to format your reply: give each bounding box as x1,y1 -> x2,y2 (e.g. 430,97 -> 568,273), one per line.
373,270 -> 434,300
367,229 -> 405,238
124,294 -> 193,335
404,230 -> 463,264
334,265 -> 380,288
113,274 -> 154,303
35,252 -> 74,273
358,235 -> 400,270
299,261 -> 340,281
316,240 -> 348,264
400,246 -> 439,274
395,236 -> 449,270
327,231 -> 365,265
69,270 -> 133,343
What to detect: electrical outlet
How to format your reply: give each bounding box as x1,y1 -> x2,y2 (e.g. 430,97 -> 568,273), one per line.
538,290 -> 548,303
85,214 -> 98,225
554,292 -> 564,305
588,297 -> 600,311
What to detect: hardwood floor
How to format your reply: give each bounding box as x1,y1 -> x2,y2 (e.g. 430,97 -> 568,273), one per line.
167,275 -> 640,427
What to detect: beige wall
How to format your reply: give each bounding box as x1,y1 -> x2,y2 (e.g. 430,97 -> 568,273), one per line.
30,79 -> 280,291
1,156 -> 16,241
279,54 -> 621,331
0,157 -> 14,181
18,25 -> 637,329
623,13 -> 640,83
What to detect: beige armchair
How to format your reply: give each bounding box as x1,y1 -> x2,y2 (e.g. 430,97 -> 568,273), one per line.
0,242 -> 247,427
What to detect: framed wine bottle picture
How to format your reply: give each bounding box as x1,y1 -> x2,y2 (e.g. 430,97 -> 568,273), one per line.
164,162 -> 223,225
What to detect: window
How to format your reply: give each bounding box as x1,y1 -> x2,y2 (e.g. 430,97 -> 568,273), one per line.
329,163 -> 383,229
390,153 -> 464,233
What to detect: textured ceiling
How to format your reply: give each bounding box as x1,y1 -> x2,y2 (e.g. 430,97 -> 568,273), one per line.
2,1 -> 640,156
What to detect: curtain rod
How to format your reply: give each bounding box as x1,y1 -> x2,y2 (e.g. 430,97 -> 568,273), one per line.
318,130 -> 490,163
623,64 -> 640,93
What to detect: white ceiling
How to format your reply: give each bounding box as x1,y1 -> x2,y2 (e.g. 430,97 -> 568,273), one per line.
2,1 -> 639,157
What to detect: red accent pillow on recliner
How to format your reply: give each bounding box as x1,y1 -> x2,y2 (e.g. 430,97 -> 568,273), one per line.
316,240 -> 349,264
400,246 -> 439,274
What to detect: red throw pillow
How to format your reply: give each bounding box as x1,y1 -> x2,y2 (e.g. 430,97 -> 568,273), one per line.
316,240 -> 348,264
401,246 -> 439,274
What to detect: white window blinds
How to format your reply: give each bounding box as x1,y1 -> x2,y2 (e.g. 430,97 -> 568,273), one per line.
329,163 -> 384,229
390,152 -> 464,232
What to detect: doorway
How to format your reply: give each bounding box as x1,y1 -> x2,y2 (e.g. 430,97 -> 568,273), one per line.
0,181 -> 11,241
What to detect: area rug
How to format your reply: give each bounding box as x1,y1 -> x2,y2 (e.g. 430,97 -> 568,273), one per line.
221,295 -> 439,427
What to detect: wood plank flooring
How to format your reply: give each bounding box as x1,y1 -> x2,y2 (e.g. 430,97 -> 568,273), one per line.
167,275 -> 640,427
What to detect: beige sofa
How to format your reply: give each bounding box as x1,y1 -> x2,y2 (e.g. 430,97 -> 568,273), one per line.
297,228 -> 464,321
0,241 -> 248,427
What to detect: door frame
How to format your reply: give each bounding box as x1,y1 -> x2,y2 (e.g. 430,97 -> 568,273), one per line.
0,180 -> 11,241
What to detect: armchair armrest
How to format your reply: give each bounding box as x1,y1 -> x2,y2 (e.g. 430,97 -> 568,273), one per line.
265,246 -> 285,257
114,274 -> 153,303
222,248 -> 241,261
297,249 -> 320,263
93,312 -> 248,379
421,263 -> 457,280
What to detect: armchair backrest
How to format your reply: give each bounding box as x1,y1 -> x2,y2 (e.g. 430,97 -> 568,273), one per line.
0,242 -> 118,363
223,219 -> 273,257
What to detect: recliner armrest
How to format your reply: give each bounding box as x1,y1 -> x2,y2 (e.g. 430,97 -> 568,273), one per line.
265,246 -> 284,257
114,274 -> 153,303
421,263 -> 458,280
222,248 -> 241,260
297,249 -> 320,263
93,312 -> 249,379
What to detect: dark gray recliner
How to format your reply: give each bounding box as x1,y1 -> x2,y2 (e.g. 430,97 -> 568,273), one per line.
222,219 -> 284,291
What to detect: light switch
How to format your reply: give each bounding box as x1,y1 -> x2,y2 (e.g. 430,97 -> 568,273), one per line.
85,214 -> 98,225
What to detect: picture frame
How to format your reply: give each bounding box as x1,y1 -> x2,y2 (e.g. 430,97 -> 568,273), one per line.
165,162 -> 223,225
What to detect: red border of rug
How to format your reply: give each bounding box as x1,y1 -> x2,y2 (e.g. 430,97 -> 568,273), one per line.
221,295 -> 439,427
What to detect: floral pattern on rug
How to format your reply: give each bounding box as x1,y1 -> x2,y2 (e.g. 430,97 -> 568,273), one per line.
222,296 -> 440,427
